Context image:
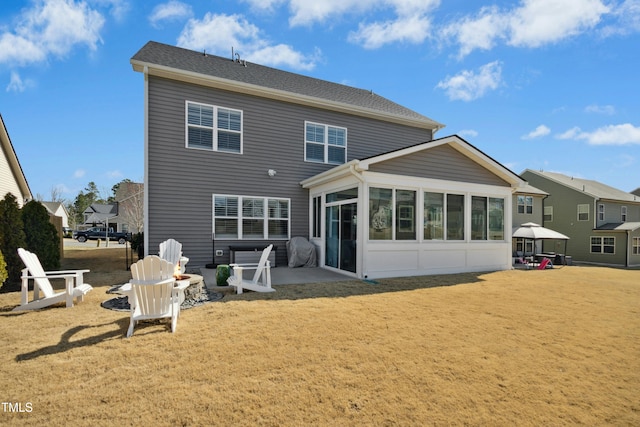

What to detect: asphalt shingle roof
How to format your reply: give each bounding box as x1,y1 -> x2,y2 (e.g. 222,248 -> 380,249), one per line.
523,169 -> 640,203
131,41 -> 443,129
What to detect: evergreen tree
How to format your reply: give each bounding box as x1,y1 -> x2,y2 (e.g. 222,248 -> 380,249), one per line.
22,200 -> 60,271
0,194 -> 26,290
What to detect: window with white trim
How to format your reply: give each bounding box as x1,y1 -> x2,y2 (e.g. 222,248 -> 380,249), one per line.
544,206 -> 553,222
633,237 -> 640,255
517,195 -> 533,214
186,101 -> 242,153
621,206 -> 627,222
578,204 -> 589,221
305,121 -> 346,164
598,204 -> 605,221
591,236 -> 615,254
213,195 -> 289,239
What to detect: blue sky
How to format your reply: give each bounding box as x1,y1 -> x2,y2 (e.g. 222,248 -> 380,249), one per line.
1,0 -> 639,201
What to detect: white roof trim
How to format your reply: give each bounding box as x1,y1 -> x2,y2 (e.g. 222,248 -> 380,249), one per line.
301,135 -> 525,189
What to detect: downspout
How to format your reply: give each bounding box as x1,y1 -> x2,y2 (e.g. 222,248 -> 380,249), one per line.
143,65 -> 149,256
626,230 -> 631,268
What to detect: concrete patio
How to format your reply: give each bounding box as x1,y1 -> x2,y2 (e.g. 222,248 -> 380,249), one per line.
199,265 -> 353,288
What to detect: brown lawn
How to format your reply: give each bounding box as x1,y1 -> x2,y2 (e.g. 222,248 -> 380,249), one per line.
0,247 -> 638,426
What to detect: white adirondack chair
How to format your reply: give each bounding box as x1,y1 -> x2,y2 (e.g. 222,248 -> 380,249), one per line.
127,255 -> 188,337
13,248 -> 92,311
227,244 -> 275,294
159,238 -> 188,274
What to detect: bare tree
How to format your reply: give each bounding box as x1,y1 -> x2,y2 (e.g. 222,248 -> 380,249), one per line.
116,181 -> 144,233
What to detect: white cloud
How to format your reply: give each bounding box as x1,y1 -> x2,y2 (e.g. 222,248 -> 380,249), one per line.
286,0 -> 439,48
74,169 -> 86,178
556,124 -> 640,145
556,126 -> 582,140
458,129 -> 479,138
348,15 -> 432,49
441,6 -> 508,58
287,0 -> 377,27
6,71 -> 34,92
585,104 -> 616,115
149,1 -> 193,28
577,123 -> 640,145
522,124 -> 551,140
0,0 -> 105,67
177,13 -> 318,70
240,0 -> 287,12
509,0 -> 609,48
106,170 -> 123,179
600,0 -> 640,36
444,0 -> 611,58
436,61 -> 502,101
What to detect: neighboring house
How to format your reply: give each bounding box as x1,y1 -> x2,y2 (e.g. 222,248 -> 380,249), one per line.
632,187 -> 640,197
41,202 -> 70,228
521,170 -> 640,267
512,183 -> 548,255
81,203 -> 120,231
131,41 -> 526,279
0,114 -> 32,207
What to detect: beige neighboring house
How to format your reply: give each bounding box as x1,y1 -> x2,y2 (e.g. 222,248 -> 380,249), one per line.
0,114 -> 32,207
41,202 -> 70,228
512,183 -> 548,255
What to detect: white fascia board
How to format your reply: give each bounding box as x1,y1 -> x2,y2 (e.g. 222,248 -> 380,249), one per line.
300,160 -> 361,188
131,60 -> 444,132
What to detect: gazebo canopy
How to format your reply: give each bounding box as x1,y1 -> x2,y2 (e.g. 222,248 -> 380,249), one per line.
512,222 -> 569,240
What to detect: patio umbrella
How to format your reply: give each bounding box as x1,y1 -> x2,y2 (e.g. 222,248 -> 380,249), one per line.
512,222 -> 570,265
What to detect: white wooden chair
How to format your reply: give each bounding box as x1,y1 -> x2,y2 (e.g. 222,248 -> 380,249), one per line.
227,244 -> 275,294
13,248 -> 92,311
127,255 -> 189,337
159,238 -> 189,274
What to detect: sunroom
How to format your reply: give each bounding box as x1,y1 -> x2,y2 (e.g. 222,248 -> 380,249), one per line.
300,135 -> 526,279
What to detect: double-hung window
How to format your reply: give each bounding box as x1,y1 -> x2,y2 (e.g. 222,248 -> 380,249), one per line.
214,195 -> 289,240
517,196 -> 533,214
577,204 -> 589,221
591,236 -> 615,254
621,206 -> 627,222
598,204 -> 605,222
633,237 -> 640,255
305,121 -> 346,164
186,101 -> 242,153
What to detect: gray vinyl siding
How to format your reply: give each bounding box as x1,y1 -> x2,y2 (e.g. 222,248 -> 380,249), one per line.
368,144 -> 510,187
147,76 -> 432,267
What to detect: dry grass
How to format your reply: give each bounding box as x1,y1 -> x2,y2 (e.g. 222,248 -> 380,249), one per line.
0,247 -> 639,426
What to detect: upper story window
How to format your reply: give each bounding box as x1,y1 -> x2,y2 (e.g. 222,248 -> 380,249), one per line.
577,204 -> 589,221
598,204 -> 605,221
305,121 -> 347,164
517,195 -> 533,214
621,206 -> 627,222
186,101 -> 242,153
544,206 -> 553,222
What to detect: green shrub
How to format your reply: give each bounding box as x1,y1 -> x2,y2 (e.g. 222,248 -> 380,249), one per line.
22,200 -> 60,271
0,194 -> 26,290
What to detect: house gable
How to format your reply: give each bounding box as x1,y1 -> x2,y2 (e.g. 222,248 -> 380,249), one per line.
0,114 -> 31,206
368,143 -> 510,187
